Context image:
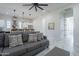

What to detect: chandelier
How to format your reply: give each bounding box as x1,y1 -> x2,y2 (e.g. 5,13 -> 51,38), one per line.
13,9 -> 17,19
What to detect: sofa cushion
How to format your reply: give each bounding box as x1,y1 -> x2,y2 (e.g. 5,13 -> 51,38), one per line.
22,32 -> 29,43
0,48 -> 3,56
4,33 -> 10,47
2,45 -> 28,56
0,33 -> 4,47
23,42 -> 38,52
24,40 -> 47,52
17,34 -> 23,45
2,39 -> 49,56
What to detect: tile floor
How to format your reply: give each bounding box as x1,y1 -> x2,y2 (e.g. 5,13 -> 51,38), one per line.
36,38 -> 74,56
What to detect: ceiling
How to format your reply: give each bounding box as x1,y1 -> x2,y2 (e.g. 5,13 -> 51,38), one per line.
0,3 -> 72,20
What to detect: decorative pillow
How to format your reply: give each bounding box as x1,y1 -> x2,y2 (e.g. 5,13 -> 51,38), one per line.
28,34 -> 37,42
28,34 -> 34,42
17,34 -> 23,45
37,33 -> 43,41
9,35 -> 18,48
9,34 -> 23,48
33,34 -> 37,42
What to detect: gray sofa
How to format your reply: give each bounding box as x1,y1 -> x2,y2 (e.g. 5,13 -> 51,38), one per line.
0,31 -> 49,56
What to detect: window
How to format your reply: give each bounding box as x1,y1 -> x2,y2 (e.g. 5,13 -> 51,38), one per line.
6,20 -> 11,28
22,22 -> 28,28
18,21 -> 22,29
0,20 -> 5,27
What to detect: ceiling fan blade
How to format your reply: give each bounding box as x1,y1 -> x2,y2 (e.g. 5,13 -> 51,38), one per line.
35,6 -> 37,12
38,4 -> 48,6
22,4 -> 32,6
29,5 -> 34,10
37,6 -> 44,10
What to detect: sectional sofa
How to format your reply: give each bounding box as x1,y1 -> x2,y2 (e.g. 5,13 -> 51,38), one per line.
0,31 -> 49,56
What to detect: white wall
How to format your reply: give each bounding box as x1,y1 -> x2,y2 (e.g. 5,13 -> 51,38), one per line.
33,4 -> 78,55
33,12 -> 61,47
33,4 -> 79,55
73,4 -> 79,56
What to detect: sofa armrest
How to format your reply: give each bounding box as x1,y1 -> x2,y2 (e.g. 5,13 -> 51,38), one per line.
0,48 -> 3,56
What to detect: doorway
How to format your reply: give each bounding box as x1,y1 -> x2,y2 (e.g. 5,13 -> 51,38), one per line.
64,16 -> 74,55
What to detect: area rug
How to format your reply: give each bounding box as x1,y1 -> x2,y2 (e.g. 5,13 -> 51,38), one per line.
45,47 -> 70,56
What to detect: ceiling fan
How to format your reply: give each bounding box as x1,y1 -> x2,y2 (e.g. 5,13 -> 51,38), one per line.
22,3 -> 48,12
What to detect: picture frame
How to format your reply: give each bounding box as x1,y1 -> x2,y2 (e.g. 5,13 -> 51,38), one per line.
48,22 -> 55,30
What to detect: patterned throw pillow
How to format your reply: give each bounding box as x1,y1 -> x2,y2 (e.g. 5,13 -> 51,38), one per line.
33,34 -> 37,42
28,34 -> 34,42
9,34 -> 23,48
28,34 -> 37,42
17,34 -> 23,45
37,33 -> 43,41
9,35 -> 18,48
